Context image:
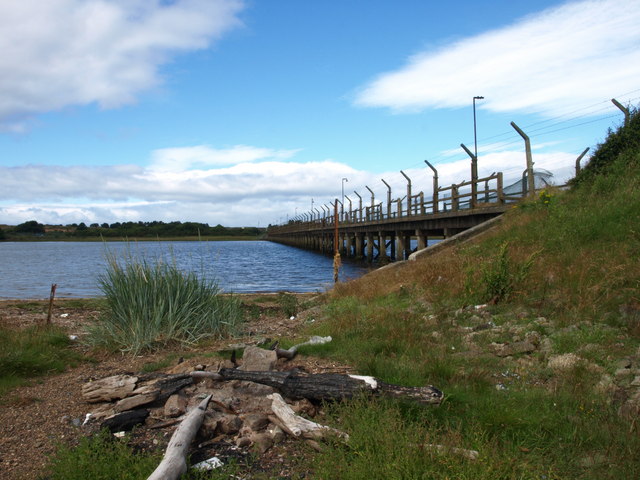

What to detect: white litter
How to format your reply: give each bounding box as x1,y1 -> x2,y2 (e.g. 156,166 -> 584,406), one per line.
60,313 -> 69,318
192,457 -> 224,471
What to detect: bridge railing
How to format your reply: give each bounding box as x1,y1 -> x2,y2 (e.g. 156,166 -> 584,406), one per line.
272,172 -> 507,234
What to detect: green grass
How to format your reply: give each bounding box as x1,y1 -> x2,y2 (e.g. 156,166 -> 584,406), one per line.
87,251 -> 243,354
0,325 -> 85,396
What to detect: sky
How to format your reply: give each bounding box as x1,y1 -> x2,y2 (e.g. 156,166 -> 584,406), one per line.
1,0 -> 639,227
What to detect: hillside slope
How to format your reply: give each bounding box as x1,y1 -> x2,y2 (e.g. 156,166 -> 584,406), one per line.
304,108 -> 640,479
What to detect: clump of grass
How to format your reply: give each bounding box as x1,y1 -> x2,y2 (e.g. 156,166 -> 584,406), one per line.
0,325 -> 83,396
277,291 -> 299,317
49,430 -> 160,480
88,252 -> 242,354
465,242 -> 539,304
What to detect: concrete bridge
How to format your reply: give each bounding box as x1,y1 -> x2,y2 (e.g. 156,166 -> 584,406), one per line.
267,166 -> 551,263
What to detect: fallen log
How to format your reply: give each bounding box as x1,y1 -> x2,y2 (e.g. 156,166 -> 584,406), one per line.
214,369 -> 443,405
147,395 -> 212,480
268,392 -> 348,440
275,335 -> 332,360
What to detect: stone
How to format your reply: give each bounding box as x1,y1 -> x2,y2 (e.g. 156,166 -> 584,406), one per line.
490,341 -> 536,357
164,393 -> 188,418
240,346 -> 278,372
250,432 -> 274,454
236,436 -> 252,448
548,353 -> 583,372
218,414 -> 243,435
616,358 -> 632,369
268,425 -> 286,444
242,413 -> 270,431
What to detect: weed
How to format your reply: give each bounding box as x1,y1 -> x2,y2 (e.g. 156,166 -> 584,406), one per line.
87,250 -> 243,354
277,291 -> 299,317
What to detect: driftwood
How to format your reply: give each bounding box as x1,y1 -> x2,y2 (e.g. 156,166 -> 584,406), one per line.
214,369 -> 443,405
83,373 -> 193,408
268,392 -> 348,440
147,395 -> 212,480
101,409 -> 149,432
275,335 -> 332,360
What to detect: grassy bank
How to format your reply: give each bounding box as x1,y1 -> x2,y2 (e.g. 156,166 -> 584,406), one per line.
299,110 -> 640,479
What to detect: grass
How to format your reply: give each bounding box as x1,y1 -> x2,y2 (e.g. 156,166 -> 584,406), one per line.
302,112 -> 640,478
0,325 -> 85,397
87,250 -> 243,354
43,109 -> 640,478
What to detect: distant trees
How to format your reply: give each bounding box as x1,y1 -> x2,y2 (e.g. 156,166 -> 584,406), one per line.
13,220 -> 46,235
2,219 -> 264,240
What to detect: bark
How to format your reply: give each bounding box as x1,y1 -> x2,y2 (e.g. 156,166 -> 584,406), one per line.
147,395 -> 212,480
216,369 -> 443,405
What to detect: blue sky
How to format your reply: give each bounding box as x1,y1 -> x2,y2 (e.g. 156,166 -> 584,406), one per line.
1,0 -> 638,227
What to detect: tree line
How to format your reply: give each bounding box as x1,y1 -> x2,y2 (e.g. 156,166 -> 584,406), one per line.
0,220 -> 265,240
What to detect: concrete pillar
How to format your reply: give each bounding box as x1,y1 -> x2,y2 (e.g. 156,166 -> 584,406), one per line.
416,229 -> 427,250
396,232 -> 405,261
378,232 -> 387,262
355,233 -> 364,258
366,232 -> 374,262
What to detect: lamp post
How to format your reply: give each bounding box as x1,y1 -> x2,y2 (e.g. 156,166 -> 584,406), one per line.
473,96 -> 484,161
341,178 -> 348,204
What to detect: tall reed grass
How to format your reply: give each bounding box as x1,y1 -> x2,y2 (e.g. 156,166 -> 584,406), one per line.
88,250 -> 242,354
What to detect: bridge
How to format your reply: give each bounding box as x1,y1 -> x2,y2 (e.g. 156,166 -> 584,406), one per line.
266,162 -> 554,263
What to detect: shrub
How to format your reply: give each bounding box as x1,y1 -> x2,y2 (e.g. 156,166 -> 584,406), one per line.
88,251 -> 242,354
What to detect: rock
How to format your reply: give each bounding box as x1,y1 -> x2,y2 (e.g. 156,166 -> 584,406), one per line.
616,358 -> 632,369
472,321 -> 495,332
250,432 -> 274,454
490,341 -> 536,357
240,346 -> 278,372
548,353 -> 583,372
242,413 -> 270,431
218,414 -> 243,435
578,453 -> 607,468
615,368 -> 634,378
164,393 -> 188,418
236,436 -> 252,448
268,425 -> 286,444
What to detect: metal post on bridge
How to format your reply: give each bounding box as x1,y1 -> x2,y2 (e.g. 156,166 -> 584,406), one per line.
365,186 -> 375,221
344,195 -> 353,223
354,191 -> 362,222
575,147 -> 590,175
400,170 -> 412,216
611,98 -> 630,127
424,160 -> 439,213
381,179 -> 392,218
510,121 -> 535,198
460,143 -> 478,208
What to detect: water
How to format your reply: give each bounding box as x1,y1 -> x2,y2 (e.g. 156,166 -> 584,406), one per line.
0,241 -> 371,299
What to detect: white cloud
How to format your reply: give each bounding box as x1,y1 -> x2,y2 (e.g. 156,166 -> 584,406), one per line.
149,145 -> 301,171
0,144 -> 580,226
0,0 -> 244,130
354,0 -> 640,117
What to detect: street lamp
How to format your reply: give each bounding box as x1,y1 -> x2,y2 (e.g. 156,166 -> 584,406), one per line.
341,178 -> 348,204
473,96 -> 484,161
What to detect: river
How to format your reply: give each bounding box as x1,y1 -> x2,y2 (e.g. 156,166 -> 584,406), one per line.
0,240 -> 371,299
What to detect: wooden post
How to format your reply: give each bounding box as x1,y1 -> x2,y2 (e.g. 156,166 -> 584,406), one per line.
400,170 -> 412,216
46,284 -> 57,325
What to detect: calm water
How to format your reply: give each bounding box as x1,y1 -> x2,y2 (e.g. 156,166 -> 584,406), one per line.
0,241 -> 371,299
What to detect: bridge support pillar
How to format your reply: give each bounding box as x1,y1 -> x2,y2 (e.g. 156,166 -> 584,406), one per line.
355,233 -> 364,258
416,229 -> 427,251
396,232 -> 406,261
378,232 -> 387,262
366,233 -> 374,262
